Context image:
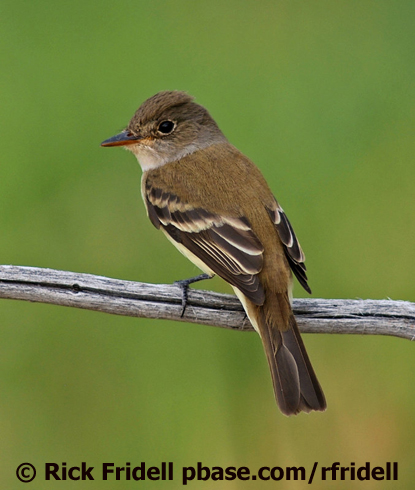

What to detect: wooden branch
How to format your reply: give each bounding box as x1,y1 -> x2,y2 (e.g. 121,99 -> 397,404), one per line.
0,265 -> 413,340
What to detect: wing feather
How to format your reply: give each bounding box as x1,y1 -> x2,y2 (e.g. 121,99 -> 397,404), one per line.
145,185 -> 265,304
267,201 -> 311,294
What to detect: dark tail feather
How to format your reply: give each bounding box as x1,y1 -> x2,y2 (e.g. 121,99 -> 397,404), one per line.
282,316 -> 326,412
258,309 -> 326,415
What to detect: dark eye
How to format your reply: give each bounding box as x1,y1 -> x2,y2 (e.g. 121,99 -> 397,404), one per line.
158,120 -> 175,134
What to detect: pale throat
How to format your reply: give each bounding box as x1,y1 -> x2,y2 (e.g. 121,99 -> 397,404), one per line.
126,140 -> 214,171
126,144 -> 169,170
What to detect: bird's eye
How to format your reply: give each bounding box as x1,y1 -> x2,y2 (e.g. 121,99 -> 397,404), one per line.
158,120 -> 175,134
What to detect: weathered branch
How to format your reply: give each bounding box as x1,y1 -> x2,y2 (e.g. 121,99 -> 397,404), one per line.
0,265 -> 413,340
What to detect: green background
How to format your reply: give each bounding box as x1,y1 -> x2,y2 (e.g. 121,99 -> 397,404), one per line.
1,1 -> 415,488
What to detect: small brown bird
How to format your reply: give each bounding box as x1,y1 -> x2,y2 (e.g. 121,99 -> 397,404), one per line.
101,91 -> 326,415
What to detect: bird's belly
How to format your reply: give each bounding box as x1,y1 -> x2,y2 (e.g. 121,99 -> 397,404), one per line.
232,286 -> 261,335
161,228 -> 215,277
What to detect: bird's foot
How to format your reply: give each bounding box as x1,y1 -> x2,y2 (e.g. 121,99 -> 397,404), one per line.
174,273 -> 212,317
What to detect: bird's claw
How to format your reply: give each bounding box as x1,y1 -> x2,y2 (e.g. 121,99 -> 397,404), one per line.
174,273 -> 212,317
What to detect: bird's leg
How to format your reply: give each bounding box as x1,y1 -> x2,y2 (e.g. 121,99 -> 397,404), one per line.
174,273 -> 212,317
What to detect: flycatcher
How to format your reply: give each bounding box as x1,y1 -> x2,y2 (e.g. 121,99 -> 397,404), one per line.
101,91 -> 326,415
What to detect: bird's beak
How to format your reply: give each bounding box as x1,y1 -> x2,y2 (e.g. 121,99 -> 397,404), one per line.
101,130 -> 142,147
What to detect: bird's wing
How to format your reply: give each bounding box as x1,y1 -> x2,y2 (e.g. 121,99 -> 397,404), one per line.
145,184 -> 265,305
266,200 -> 311,294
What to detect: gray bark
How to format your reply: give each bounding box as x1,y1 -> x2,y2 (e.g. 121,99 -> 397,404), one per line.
0,265 -> 413,340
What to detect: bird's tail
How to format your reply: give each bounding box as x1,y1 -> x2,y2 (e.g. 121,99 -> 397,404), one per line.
257,300 -> 326,416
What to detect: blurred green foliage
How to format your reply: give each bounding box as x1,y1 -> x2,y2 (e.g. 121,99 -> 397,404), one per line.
1,0 -> 415,488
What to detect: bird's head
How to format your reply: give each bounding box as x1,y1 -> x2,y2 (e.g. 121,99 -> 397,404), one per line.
101,91 -> 226,170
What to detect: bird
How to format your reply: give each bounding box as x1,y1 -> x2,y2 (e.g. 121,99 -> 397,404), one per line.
101,90 -> 326,415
